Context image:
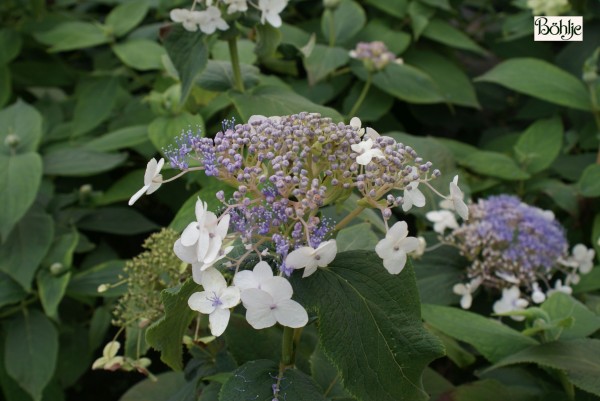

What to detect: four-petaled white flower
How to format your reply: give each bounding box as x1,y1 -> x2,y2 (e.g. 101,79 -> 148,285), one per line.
547,279 -> 572,296
285,240 -> 337,278
188,268 -> 240,336
453,277 -> 482,309
258,0 -> 287,27
92,341 -> 124,371
448,175 -> 469,220
240,278 -> 308,329
425,210 -> 458,233
375,221 -> 419,275
571,244 -> 595,274
351,138 -> 384,165
531,282 -> 546,304
234,261 -> 277,290
198,6 -> 229,34
349,117 -> 379,140
402,181 -> 425,212
170,8 -> 203,32
191,245 -> 234,284
128,158 -> 164,206
493,286 -> 528,321
224,0 -> 248,13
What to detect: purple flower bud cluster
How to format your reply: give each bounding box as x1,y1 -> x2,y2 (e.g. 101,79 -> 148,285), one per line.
349,41 -> 400,71
163,128 -> 202,170
447,195 -> 568,290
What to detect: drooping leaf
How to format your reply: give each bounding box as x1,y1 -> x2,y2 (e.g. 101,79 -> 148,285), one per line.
105,0 -> 149,37
422,303 -> 538,363
422,19 -> 487,55
146,279 -> 199,370
84,125 -> 149,152
0,272 -> 26,308
72,77 -> 120,136
33,22 -> 109,52
321,0 -> 366,45
113,40 -> 166,71
0,99 -> 43,154
43,148 -> 126,176
4,310 -> 59,401
461,150 -> 530,180
77,207 -> 158,235
476,58 -> 592,111
292,252 -> 444,401
514,117 -> 563,174
578,164 -> 600,197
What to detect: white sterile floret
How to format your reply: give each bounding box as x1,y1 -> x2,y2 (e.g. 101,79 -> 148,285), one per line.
188,268 -> 240,336
410,236 -> 426,259
128,158 -> 164,206
493,286 -> 529,321
547,279 -> 573,296
197,6 -> 229,34
191,245 -> 234,283
170,8 -> 203,32
258,0 -> 287,27
349,117 -> 379,140
531,282 -> 546,304
402,181 -> 425,212
448,175 -> 469,220
351,138 -> 384,165
425,210 -> 458,233
571,244 -> 595,274
224,0 -> 248,13
92,341 -> 124,371
453,277 -> 482,309
495,271 -> 520,284
234,261 -> 277,290
240,279 -> 308,329
285,240 -> 337,278
375,221 -> 419,275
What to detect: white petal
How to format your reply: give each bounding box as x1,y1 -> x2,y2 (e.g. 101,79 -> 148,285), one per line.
196,229 -> 210,262
144,158 -> 158,186
350,117 -> 361,129
315,240 -> 337,266
266,12 -> 282,27
254,261 -> 274,282
145,178 -> 162,195
302,265 -> 318,278
387,221 -> 408,240
216,214 -> 230,238
401,192 -> 413,212
128,185 -> 149,206
233,270 -> 258,290
191,263 -> 207,284
274,299 -> 308,328
203,236 -> 222,264
201,268 -> 227,293
181,222 -> 200,247
219,287 -> 241,309
460,294 -> 472,309
182,20 -> 198,32
188,292 -> 215,314
285,247 -> 314,270
241,288 -> 272,309
454,199 -> 469,220
170,8 -> 188,22
410,188 -> 426,208
261,277 -> 293,303
398,236 -> 420,253
195,199 -> 207,223
382,251 -> 407,275
209,308 -> 230,336
103,341 -> 121,358
174,239 -> 198,264
246,305 -> 277,329
375,237 -> 395,260
365,127 -> 380,140
356,152 -> 373,165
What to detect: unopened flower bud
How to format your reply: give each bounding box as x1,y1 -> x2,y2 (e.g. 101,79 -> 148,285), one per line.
97,284 -> 109,293
80,184 -> 93,195
4,134 -> 20,149
49,262 -> 65,276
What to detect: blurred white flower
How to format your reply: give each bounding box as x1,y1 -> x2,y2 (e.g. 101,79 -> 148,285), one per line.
92,341 -> 124,371
285,240 -> 337,278
349,117 -> 379,139
547,279 -> 573,296
224,0 -> 248,13
495,271 -> 520,285
493,286 -> 528,321
188,268 -> 240,336
169,8 -> 204,32
258,0 -> 287,27
571,244 -> 595,274
198,6 -> 229,34
410,236 -> 427,259
425,210 -> 458,233
375,221 -> 419,275
453,277 -> 482,309
448,175 -> 468,220
351,138 -> 384,165
531,282 -> 546,304
128,158 -> 164,206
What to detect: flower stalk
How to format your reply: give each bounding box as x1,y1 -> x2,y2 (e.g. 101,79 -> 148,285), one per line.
348,73 -> 372,119
228,36 -> 245,93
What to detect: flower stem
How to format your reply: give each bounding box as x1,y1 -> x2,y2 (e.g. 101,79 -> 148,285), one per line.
556,369 -> 575,401
587,82 -> 600,164
348,73 -> 372,119
334,205 -> 365,231
328,11 -> 336,47
280,326 -> 295,366
228,36 -> 245,93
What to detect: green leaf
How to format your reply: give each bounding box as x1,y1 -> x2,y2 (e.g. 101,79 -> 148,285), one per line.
336,223 -> 379,252
353,63 -> 445,104
541,293 -> 600,340
113,40 -> 166,71
486,338 -> 600,397
527,179 -> 578,214
220,360 -> 328,401
89,306 -> 112,350
408,2 -> 435,39
578,164 -> 600,197
0,100 -> 43,154
405,50 -> 480,108
355,20 -> 411,55
514,118 -> 563,174
364,0 -> 407,18
146,279 -> 199,370
196,60 -> 259,92
422,19 -> 487,55
450,379 -> 536,401
72,77 -> 120,136
0,272 -> 26,308
105,0 -> 149,37
293,253 -> 444,401
303,45 -> 349,85
97,169 -> 145,205
37,270 -> 70,320
310,345 -> 354,399
0,65 -> 9,108
255,24 -> 282,59
84,125 -> 148,152
573,267 -> 600,294
475,58 -> 592,111
0,209 -> 53,291
77,207 -> 158,235
342,83 -> 393,121
322,0 -> 366,45
43,148 -> 126,176
4,310 -> 58,401
224,314 -> 282,365
413,244 -> 464,305
461,150 -> 530,180
0,28 -> 22,65
119,372 -> 186,401
593,214 -> 600,263
67,260 -> 126,298
33,22 -> 109,52
164,25 -> 208,103
422,304 -> 538,363
230,85 -> 343,122
148,112 -> 205,154
419,0 -> 451,10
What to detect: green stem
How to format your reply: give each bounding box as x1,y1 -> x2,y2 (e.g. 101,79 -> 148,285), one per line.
348,74 -> 372,119
556,369 -> 576,401
228,37 -> 245,93
280,326 -> 295,366
328,11 -> 336,47
334,205 -> 365,231
588,84 -> 600,164
0,296 -> 38,319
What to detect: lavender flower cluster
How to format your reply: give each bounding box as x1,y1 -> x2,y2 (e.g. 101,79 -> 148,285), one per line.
349,41 -> 402,71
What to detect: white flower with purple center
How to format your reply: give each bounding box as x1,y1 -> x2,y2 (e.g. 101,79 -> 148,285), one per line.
425,210 -> 458,233
351,138 -> 385,166
188,268 -> 240,336
448,175 -> 468,220
285,240 -> 337,278
493,286 -> 529,321
128,158 -> 164,206
375,221 -> 419,275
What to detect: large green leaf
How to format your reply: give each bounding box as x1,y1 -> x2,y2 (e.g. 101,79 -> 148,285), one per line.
0,272 -> 26,308
422,304 -> 538,363
364,0 -> 407,18
43,148 -> 126,176
84,125 -> 148,152
487,339 -> 600,397
146,279 -> 199,370
0,209 -> 53,291
0,28 -> 22,65
0,65 -> 9,108
72,77 -> 120,136
321,0 -> 366,45
148,112 -> 205,154
67,260 -> 126,298
224,314 -> 282,366
0,100 -> 43,154
97,169 -> 145,205
220,360 -> 328,401
105,0 -> 149,37
462,150 -> 530,180
355,20 -> 411,55
422,19 -> 487,55
412,244 -> 464,306
230,85 -> 343,122
578,164 -> 600,197
119,372 -> 186,401
196,60 -> 259,92
541,293 -> 600,341
336,223 -> 379,252
514,117 -> 563,174
255,24 -> 282,59
77,207 -> 158,235
4,310 -> 58,401
33,22 -> 109,52
113,40 -> 166,71
303,45 -> 349,85
476,58 -> 592,111
164,25 -> 208,102
292,252 -> 444,401
310,345 -> 355,400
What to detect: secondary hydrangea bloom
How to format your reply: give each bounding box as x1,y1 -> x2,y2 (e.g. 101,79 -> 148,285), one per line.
375,221 -> 420,274
349,41 -> 402,71
426,210 -> 458,233
527,0 -> 570,16
285,240 -> 337,278
128,158 -> 164,206
493,286 -> 528,321
453,277 -> 482,310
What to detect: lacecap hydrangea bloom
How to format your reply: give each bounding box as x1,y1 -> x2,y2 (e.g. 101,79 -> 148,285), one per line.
129,112 -> 468,337
432,195 -> 596,319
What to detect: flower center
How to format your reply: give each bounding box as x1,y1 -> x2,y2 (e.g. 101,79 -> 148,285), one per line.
208,292 -> 222,308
